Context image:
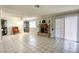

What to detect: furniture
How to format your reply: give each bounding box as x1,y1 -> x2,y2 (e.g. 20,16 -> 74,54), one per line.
12,26 -> 19,34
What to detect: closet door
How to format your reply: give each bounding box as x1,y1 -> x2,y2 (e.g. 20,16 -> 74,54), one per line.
55,17 -> 65,38
65,15 -> 77,41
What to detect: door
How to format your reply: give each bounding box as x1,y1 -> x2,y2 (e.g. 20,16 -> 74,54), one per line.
65,15 -> 77,41
55,17 -> 65,38
24,21 -> 29,32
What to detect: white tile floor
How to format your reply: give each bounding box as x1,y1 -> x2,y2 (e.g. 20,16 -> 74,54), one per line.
0,33 -> 79,53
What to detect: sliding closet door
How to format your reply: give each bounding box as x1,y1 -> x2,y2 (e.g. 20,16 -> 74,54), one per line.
65,15 -> 77,41
55,17 -> 65,38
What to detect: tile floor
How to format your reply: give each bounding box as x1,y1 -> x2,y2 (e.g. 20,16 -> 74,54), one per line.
0,33 -> 79,53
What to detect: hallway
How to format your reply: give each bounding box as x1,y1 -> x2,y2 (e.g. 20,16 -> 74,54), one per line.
0,33 -> 79,53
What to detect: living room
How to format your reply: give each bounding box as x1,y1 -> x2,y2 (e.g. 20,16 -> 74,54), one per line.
0,5 -> 79,53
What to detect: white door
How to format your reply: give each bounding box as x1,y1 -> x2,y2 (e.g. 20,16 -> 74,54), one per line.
65,15 -> 77,41
55,17 -> 65,38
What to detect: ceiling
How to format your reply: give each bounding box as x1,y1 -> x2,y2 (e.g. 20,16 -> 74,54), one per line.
1,5 -> 79,17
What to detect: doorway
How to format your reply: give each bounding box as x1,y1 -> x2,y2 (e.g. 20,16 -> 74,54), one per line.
24,21 -> 29,32
1,19 -> 7,36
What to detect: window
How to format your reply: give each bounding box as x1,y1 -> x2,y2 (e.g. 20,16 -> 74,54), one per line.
29,20 -> 36,28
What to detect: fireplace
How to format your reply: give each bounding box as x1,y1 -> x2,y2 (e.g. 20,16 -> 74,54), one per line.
40,24 -> 48,33
37,19 -> 50,37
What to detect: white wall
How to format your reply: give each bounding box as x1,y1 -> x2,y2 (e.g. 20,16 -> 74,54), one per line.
6,17 -> 23,35
49,17 -> 55,38
1,10 -> 24,35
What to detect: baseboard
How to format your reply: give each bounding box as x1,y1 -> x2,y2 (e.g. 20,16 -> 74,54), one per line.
51,37 -> 79,43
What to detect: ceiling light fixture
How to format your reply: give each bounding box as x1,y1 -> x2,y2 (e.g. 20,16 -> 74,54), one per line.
34,5 -> 40,8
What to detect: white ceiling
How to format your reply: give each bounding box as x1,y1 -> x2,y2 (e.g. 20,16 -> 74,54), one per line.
1,5 -> 79,17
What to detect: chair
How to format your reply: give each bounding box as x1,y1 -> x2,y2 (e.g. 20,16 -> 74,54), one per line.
12,26 -> 19,34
